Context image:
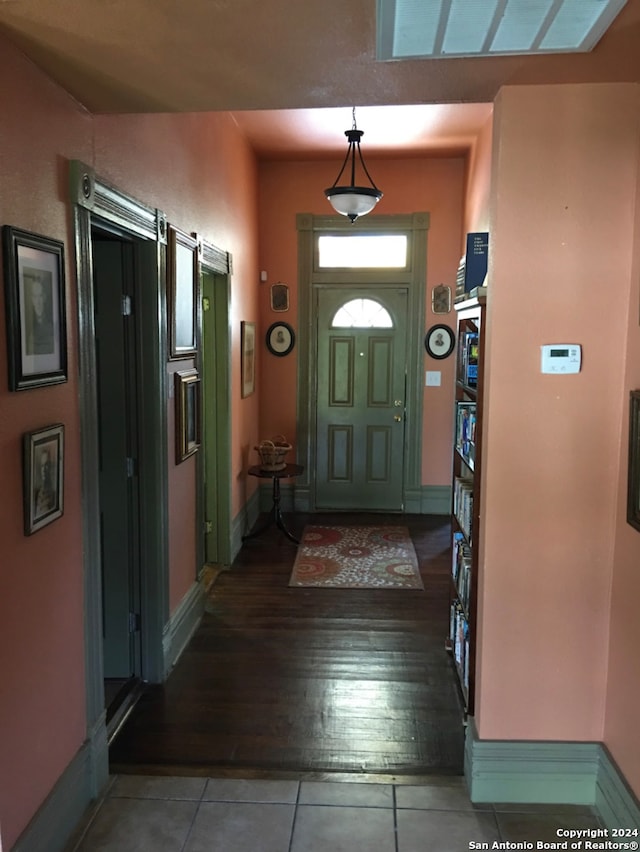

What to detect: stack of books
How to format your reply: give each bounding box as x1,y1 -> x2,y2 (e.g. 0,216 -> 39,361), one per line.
453,476 -> 473,541
452,531 -> 472,612
455,401 -> 477,466
449,601 -> 470,690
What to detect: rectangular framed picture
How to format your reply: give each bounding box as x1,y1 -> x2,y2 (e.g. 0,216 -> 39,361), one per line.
241,321 -> 256,398
2,226 -> 68,390
23,423 -> 64,535
168,225 -> 198,359
627,390 -> 640,532
175,369 -> 201,463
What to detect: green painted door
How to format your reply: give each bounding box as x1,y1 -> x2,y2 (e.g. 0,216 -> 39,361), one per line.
202,270 -> 232,566
315,287 -> 408,510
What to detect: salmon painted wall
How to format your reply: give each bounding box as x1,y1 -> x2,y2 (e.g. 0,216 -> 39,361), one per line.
464,115 -> 493,237
605,109 -> 640,796
0,37 -> 260,847
475,85 -> 639,759
0,39 -> 90,851
256,157 -> 466,486
93,111 -> 260,609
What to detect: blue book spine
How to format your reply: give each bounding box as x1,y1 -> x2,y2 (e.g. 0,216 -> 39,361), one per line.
464,232 -> 488,291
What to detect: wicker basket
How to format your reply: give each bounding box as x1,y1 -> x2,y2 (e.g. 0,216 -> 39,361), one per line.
255,435 -> 292,472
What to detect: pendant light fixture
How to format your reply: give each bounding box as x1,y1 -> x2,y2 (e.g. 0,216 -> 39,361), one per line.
325,108 -> 383,223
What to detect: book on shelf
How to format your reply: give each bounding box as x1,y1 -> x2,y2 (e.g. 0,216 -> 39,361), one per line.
464,232 -> 488,293
452,531 -> 472,611
450,600 -> 469,687
457,331 -> 479,388
453,476 -> 473,541
455,401 -> 476,465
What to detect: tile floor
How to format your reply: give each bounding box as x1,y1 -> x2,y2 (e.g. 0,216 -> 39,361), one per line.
66,774 -> 602,852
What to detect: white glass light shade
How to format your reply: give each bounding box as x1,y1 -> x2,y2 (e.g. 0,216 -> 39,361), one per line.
325,187 -> 383,222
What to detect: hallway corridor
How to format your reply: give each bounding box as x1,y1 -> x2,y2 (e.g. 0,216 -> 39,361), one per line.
109,514 -> 465,777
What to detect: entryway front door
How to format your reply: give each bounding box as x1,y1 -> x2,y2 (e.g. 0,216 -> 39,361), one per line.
315,287 -> 408,511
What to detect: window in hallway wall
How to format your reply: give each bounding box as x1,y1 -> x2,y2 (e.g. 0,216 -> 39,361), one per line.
331,298 -> 393,328
317,234 -> 408,268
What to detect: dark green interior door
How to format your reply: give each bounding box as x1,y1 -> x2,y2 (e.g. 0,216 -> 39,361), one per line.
93,236 -> 140,680
315,287 -> 408,510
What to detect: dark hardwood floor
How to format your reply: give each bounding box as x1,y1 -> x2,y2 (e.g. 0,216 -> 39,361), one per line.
109,513 -> 466,780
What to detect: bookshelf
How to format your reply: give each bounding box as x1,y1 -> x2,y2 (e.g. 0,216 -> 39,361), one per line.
447,292 -> 486,716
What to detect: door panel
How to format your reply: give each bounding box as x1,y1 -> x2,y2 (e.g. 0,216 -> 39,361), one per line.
93,238 -> 138,680
316,287 -> 407,510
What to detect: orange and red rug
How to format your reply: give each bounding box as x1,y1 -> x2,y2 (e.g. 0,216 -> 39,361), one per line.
289,525 -> 423,589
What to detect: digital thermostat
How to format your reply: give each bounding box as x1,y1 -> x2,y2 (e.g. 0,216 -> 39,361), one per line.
540,344 -> 581,374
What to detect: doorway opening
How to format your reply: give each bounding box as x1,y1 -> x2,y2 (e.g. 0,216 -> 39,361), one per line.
91,225 -> 145,735
296,212 -> 429,513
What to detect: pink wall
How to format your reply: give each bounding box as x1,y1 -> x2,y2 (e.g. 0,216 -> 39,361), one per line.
475,85 -> 640,770
605,112 -> 640,795
0,40 -> 90,850
0,39 -> 260,847
464,115 -> 493,238
256,157 -> 466,486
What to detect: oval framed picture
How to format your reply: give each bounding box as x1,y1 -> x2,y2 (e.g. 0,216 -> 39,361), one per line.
424,324 -> 455,360
266,321 -> 295,357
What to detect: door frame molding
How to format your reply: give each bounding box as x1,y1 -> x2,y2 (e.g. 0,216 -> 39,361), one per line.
197,246 -> 233,568
70,160 -> 169,793
296,212 -> 429,512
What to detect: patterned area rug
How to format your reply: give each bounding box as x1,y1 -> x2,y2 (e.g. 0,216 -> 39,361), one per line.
289,525 -> 423,589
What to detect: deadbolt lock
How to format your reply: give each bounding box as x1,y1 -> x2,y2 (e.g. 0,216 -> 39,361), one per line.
394,400 -> 403,407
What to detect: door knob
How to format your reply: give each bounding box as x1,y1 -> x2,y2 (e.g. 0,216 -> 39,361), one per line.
394,414 -> 402,422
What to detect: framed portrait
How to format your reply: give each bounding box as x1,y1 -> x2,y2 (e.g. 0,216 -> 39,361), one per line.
168,225 -> 198,359
270,283 -> 289,312
425,324 -> 455,360
627,390 -> 640,532
2,226 -> 68,391
23,423 -> 64,535
431,284 -> 452,315
241,321 -> 256,398
175,369 -> 201,463
266,321 -> 295,357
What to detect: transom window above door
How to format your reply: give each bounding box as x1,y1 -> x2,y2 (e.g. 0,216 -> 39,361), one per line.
331,298 -> 394,328
318,234 -> 408,268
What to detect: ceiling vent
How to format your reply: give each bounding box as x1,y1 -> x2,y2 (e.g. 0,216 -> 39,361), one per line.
377,0 -> 628,60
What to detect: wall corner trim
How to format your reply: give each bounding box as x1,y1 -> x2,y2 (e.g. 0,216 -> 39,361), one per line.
163,581 -> 205,675
465,719 -> 640,829
596,746 -> 640,832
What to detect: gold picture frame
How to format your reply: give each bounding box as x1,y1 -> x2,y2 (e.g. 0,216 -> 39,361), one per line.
23,423 -> 65,534
175,369 -> 201,463
241,321 -> 256,398
168,225 -> 198,360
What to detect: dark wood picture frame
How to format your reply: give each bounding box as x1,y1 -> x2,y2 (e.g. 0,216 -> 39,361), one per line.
175,369 -> 201,463
2,226 -> 68,390
241,321 -> 256,398
23,423 -> 64,535
265,321 -> 295,357
425,323 -> 455,360
168,225 -> 198,359
627,390 -> 640,532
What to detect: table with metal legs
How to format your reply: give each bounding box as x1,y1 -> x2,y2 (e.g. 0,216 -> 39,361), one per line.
243,463 -> 304,544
